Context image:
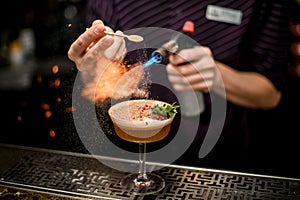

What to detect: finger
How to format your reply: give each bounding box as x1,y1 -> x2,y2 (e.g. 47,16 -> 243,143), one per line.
169,46 -> 212,66
77,36 -> 114,72
167,65 -> 213,91
188,70 -> 214,90
168,73 -> 190,86
173,63 -> 200,76
166,63 -> 196,76
169,49 -> 190,65
166,65 -> 192,88
167,61 -> 213,77
105,30 -> 127,62
92,19 -> 104,26
68,23 -> 106,61
114,31 -> 127,61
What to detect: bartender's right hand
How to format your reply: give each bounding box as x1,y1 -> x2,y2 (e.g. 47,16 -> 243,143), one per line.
67,20 -> 126,83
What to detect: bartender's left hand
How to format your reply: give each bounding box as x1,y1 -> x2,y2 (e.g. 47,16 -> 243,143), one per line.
166,46 -> 219,92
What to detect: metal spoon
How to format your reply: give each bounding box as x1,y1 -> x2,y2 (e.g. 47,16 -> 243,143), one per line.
104,31 -> 144,43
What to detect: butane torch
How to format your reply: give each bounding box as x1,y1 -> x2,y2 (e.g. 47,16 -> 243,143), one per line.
144,21 -> 205,116
144,21 -> 194,67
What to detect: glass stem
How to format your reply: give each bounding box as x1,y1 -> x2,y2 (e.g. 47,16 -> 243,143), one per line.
138,142 -> 148,181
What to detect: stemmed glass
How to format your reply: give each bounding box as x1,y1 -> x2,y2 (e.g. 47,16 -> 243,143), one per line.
108,99 -> 176,195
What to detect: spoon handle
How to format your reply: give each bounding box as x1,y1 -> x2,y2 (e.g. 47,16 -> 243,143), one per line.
104,31 -> 143,43
104,31 -> 127,38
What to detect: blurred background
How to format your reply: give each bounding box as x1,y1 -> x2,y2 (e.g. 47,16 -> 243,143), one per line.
0,0 -> 299,178
0,0 -> 87,152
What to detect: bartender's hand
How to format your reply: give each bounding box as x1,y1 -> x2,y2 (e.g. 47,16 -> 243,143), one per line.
166,46 -> 219,92
68,20 -> 126,83
166,44 -> 283,109
68,20 -> 145,101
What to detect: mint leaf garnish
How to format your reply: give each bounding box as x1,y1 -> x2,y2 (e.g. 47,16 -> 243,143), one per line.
152,102 -> 180,118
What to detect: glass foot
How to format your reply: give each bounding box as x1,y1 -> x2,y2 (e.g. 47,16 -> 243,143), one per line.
120,173 -> 165,195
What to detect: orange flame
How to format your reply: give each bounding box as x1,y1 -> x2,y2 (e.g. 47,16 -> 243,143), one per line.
81,57 -> 144,102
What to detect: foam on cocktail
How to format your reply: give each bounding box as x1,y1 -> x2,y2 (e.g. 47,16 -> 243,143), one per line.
108,99 -> 176,141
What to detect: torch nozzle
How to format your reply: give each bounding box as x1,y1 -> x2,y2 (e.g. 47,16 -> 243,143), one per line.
143,39 -> 179,68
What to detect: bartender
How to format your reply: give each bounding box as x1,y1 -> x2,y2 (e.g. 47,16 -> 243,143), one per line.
68,0 -> 291,171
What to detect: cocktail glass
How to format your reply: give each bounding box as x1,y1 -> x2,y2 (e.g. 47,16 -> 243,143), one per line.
108,99 -> 176,195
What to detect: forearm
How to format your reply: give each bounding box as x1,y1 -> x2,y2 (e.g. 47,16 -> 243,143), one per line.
213,61 -> 282,110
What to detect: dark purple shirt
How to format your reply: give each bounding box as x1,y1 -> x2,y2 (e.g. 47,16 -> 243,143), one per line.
87,0 -> 290,87
86,0 -> 290,165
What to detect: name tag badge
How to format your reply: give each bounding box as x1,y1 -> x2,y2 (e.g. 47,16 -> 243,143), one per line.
206,5 -> 242,25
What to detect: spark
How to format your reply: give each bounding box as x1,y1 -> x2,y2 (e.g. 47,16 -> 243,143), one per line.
52,65 -> 59,74
45,110 -> 52,118
49,130 -> 56,138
